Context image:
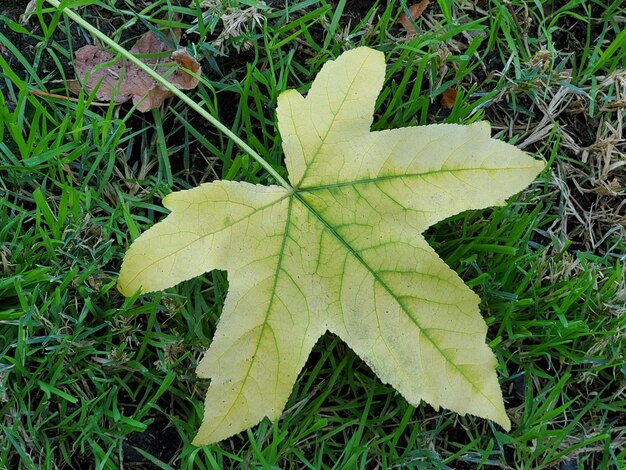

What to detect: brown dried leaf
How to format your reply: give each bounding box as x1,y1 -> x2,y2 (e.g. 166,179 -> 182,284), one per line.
441,88 -> 458,109
65,79 -> 83,96
71,30 -> 201,112
132,85 -> 172,113
74,46 -> 133,103
397,0 -> 430,35
130,30 -> 175,56
170,50 -> 202,89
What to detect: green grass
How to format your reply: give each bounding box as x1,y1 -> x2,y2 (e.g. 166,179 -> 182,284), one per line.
1,0 -> 625,468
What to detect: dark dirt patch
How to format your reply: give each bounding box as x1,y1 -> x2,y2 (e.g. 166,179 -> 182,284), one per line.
1,0 -> 32,16
122,418 -> 181,468
332,0 -> 379,26
1,2 -> 82,87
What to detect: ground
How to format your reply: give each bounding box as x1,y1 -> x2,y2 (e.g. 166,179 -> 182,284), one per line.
0,0 -> 625,469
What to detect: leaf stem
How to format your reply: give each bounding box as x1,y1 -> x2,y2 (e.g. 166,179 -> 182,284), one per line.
44,0 -> 292,190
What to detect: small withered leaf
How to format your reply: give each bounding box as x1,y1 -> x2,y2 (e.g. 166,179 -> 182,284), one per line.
397,0 -> 430,35
441,87 -> 458,109
71,30 -> 201,112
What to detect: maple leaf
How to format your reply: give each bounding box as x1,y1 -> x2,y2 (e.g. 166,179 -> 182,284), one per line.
118,47 -> 544,445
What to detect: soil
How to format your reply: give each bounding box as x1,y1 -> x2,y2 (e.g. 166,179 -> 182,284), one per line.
121,418 -> 182,468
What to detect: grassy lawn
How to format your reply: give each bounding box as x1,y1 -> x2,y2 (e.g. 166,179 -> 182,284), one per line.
1,0 -> 625,468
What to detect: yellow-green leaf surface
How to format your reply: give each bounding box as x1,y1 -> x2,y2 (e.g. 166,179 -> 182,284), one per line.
118,47 -> 544,445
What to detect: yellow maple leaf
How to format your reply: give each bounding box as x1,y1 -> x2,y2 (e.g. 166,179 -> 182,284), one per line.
118,47 -> 544,445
